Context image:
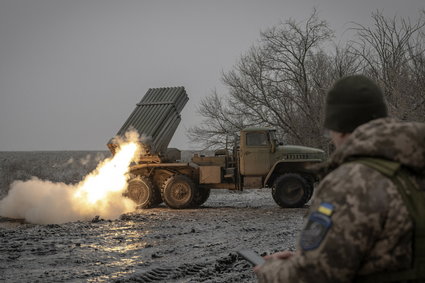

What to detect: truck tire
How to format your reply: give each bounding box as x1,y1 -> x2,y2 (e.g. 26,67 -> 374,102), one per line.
124,176 -> 162,208
191,186 -> 211,207
272,173 -> 312,208
161,175 -> 196,209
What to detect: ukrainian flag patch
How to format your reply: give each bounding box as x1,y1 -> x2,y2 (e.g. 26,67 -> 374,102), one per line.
318,202 -> 334,216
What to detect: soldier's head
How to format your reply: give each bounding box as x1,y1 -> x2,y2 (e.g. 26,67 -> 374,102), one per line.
324,75 -> 387,147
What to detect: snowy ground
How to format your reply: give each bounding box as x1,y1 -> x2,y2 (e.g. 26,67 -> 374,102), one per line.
0,152 -> 307,282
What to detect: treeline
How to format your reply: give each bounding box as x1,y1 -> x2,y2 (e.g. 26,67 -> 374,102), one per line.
188,10 -> 425,151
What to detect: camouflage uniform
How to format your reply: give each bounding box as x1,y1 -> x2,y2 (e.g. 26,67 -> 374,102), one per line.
256,117 -> 425,282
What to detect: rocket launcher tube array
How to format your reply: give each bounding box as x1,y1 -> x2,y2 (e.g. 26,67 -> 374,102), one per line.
108,86 -> 188,156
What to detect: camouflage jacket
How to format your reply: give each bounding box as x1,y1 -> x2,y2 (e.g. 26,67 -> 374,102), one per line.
256,118 -> 425,283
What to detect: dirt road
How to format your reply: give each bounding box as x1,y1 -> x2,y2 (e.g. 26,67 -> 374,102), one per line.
0,189 -> 306,282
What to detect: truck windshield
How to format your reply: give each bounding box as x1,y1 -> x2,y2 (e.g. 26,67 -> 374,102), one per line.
246,132 -> 269,146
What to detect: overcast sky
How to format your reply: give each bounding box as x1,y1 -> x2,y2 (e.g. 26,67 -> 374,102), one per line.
0,0 -> 424,151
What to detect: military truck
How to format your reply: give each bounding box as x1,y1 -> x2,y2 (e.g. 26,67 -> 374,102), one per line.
108,87 -> 325,209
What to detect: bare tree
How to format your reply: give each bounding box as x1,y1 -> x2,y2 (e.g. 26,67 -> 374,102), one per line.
188,91 -> 247,149
189,11 -> 339,150
350,11 -> 425,121
189,10 -> 425,151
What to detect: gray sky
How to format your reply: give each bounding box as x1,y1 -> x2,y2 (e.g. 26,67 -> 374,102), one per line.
0,0 -> 423,151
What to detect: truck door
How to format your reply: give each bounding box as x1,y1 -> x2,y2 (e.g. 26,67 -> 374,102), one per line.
240,131 -> 271,176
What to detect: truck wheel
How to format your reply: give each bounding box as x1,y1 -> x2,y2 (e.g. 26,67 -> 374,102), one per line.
191,186 -> 211,207
124,176 -> 161,208
161,175 -> 196,209
272,173 -> 311,208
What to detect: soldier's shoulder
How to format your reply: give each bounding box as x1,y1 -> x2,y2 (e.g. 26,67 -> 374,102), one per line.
317,162 -> 395,204
325,161 -> 392,186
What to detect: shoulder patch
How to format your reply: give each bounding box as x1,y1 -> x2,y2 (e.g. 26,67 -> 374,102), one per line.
300,211 -> 332,251
318,202 -> 334,216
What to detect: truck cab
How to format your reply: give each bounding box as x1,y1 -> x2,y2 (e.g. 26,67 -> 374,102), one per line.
238,128 -> 325,207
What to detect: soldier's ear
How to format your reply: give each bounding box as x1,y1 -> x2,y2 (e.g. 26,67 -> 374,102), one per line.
329,131 -> 351,148
339,133 -> 352,147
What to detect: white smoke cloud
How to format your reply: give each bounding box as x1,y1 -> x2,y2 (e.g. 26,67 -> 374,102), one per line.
0,131 -> 141,224
1,178 -> 79,224
110,129 -> 152,156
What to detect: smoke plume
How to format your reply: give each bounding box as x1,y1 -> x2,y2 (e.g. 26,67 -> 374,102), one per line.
0,131 -> 141,224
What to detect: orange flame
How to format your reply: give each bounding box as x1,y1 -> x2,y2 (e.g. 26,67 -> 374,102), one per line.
71,141 -> 140,218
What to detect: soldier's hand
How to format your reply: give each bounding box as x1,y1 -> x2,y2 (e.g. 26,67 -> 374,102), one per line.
264,250 -> 294,260
253,250 -> 294,273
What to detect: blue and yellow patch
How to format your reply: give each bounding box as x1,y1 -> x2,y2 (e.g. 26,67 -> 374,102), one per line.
300,202 -> 335,251
318,202 -> 334,216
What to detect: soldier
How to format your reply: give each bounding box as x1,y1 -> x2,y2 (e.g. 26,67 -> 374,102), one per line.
255,75 -> 425,282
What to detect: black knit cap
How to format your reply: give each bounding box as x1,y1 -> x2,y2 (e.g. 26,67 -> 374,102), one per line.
324,75 -> 388,133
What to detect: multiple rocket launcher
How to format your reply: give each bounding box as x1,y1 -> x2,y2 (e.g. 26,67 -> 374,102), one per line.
107,87 -> 188,158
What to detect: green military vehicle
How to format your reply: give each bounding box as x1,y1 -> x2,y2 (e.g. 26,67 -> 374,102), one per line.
108,87 -> 325,209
